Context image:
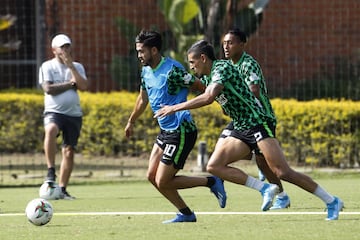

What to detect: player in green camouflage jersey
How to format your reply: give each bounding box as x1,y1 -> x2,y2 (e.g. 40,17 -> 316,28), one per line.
155,40 -> 343,220
225,30 -> 275,121
199,59 -> 273,131
221,28 -> 290,210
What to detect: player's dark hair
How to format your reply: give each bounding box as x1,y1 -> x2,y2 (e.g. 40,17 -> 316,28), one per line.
227,28 -> 248,43
187,40 -> 216,61
135,30 -> 162,51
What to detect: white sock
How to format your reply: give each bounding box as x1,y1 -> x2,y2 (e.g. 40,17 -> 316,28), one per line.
277,191 -> 287,198
314,185 -> 335,204
245,176 -> 265,191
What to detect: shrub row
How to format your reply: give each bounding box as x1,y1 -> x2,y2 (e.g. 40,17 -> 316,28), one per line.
0,91 -> 359,167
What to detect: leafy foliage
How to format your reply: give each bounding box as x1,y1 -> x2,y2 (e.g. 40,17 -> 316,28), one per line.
0,91 -> 360,167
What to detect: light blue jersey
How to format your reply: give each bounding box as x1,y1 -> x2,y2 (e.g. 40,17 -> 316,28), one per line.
141,57 -> 195,131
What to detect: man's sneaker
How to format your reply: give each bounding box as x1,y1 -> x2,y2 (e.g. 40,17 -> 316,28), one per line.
210,176 -> 227,208
162,212 -> 197,224
326,197 -> 344,220
260,183 -> 279,211
258,169 -> 266,181
270,194 -> 291,210
60,191 -> 76,200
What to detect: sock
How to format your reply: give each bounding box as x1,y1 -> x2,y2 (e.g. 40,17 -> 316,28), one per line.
179,207 -> 193,215
46,167 -> 56,182
47,167 -> 56,180
61,186 -> 66,193
314,185 -> 335,204
206,176 -> 216,187
245,176 -> 265,191
277,191 -> 287,198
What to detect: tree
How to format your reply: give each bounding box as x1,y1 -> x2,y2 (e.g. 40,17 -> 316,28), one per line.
157,0 -> 270,62
111,0 -> 271,91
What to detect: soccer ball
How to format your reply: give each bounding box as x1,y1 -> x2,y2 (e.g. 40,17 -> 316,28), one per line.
39,181 -> 61,200
25,198 -> 53,226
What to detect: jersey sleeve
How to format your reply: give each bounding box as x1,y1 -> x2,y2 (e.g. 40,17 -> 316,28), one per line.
167,65 -> 195,95
210,61 -> 232,86
247,71 -> 261,85
140,69 -> 146,90
241,62 -> 261,86
73,62 -> 87,80
38,62 -> 52,84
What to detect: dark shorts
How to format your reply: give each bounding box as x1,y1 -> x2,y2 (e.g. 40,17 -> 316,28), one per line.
230,121 -> 276,151
156,121 -> 197,169
220,121 -> 276,155
43,112 -> 82,148
219,121 -> 234,138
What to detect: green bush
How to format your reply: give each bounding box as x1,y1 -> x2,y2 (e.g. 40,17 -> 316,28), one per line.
0,90 -> 359,167
0,92 -> 44,153
272,99 -> 360,167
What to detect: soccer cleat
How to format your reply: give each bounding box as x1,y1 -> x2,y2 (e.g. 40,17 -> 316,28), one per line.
270,194 -> 291,210
258,169 -> 266,181
326,197 -> 344,220
260,183 -> 279,211
210,176 -> 227,208
162,212 -> 197,224
60,191 -> 76,200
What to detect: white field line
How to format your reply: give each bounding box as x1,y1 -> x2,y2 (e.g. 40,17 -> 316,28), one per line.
2,211 -> 360,217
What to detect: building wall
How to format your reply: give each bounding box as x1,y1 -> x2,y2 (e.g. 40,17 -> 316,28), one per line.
43,0 -> 360,93
44,0 -> 167,91
246,0 -> 359,95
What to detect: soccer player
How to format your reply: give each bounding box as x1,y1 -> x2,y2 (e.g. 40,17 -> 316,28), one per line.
124,30 -> 227,223
39,34 -> 88,200
220,28 -> 290,210
154,40 -> 343,220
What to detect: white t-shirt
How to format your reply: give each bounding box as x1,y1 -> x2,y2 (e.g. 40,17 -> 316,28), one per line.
39,58 -> 87,117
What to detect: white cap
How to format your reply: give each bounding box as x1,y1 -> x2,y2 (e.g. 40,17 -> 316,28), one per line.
51,34 -> 72,48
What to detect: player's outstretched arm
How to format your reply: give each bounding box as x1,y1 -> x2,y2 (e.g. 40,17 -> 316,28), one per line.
154,83 -> 222,118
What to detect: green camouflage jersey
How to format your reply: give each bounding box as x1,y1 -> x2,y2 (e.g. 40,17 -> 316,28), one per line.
235,52 -> 276,122
202,60 -> 275,131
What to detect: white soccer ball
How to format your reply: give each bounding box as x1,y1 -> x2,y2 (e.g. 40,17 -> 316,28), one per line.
25,198 -> 53,226
39,181 -> 61,200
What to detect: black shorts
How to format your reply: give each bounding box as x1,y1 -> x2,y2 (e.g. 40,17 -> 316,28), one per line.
219,121 -> 234,139
156,121 -> 197,169
44,112 -> 82,148
230,121 -> 276,152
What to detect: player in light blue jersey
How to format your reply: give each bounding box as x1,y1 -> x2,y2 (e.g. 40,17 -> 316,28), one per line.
125,30 -> 227,223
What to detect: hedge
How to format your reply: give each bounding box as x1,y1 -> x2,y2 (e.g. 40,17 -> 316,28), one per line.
0,90 -> 359,167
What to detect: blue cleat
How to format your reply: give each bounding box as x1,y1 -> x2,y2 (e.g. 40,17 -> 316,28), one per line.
270,194 -> 291,210
260,183 -> 279,211
210,176 -> 227,208
326,197 -> 344,220
162,212 -> 197,224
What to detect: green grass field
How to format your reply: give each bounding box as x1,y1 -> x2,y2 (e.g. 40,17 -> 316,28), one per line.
0,174 -> 359,240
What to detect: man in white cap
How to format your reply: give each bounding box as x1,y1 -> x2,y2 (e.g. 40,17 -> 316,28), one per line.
39,33 -> 88,199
